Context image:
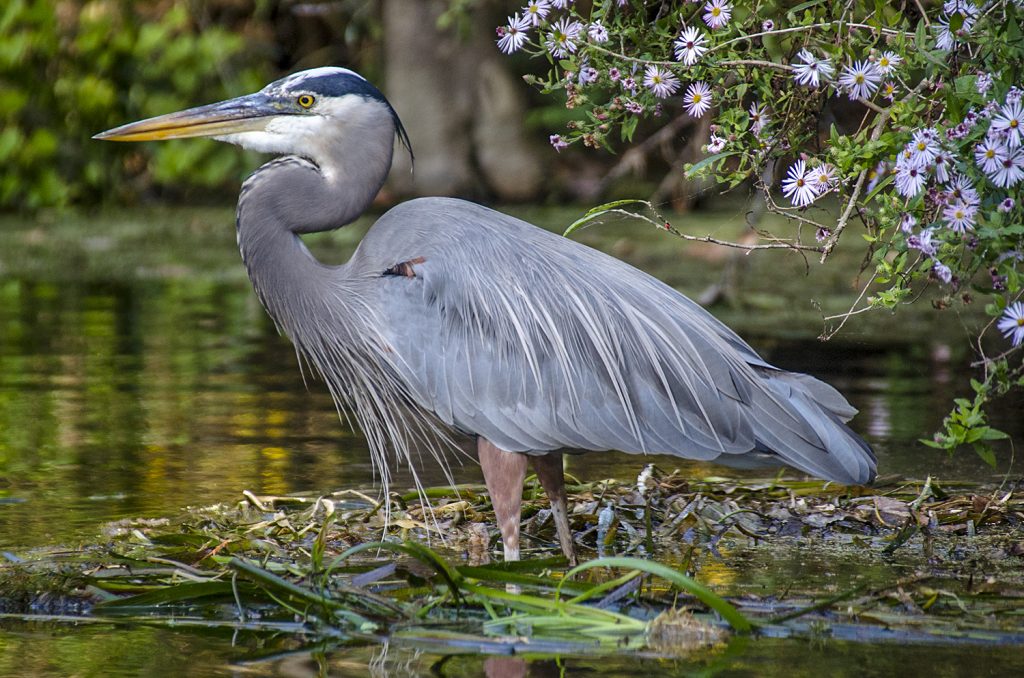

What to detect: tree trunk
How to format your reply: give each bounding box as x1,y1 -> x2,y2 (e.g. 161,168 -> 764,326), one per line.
382,0 -> 543,201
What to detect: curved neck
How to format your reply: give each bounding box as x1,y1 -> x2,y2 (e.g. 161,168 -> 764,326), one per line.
233,112 -> 395,339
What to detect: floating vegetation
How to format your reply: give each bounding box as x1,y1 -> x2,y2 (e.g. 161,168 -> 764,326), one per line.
1,472 -> 1023,660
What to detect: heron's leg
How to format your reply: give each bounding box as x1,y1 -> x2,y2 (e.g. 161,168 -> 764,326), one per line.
478,438 -> 528,562
530,453 -> 577,566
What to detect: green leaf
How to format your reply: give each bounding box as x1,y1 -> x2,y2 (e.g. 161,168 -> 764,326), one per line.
972,444 -> 998,467
562,199 -> 650,236
685,151 -> 740,179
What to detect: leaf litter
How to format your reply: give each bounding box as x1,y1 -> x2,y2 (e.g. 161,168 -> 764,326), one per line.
1,469 -> 1022,662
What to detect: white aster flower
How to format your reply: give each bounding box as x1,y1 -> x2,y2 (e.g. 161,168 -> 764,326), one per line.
932,152 -> 952,183
683,80 -> 712,117
782,160 -> 817,207
707,134 -> 727,153
947,174 -> 980,206
894,155 -> 928,197
674,25 -> 708,66
643,65 -> 680,98
908,128 -> 940,168
792,49 -> 833,88
762,19 -> 775,32
545,17 -> 583,57
588,21 -> 609,43
748,101 -> 769,135
703,0 -> 732,30
997,301 -> 1024,347
838,60 -> 881,100
944,0 -> 980,18
934,10 -> 976,51
522,1 -> 550,27
989,149 -> 1024,188
881,81 -> 898,101
975,137 -> 1009,173
876,51 -> 902,75
810,163 -> 838,194
942,201 -> 978,233
991,102 -> 1024,148
551,0 -> 573,8
497,14 -> 531,54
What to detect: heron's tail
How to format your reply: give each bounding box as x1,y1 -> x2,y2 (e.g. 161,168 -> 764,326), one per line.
746,368 -> 877,485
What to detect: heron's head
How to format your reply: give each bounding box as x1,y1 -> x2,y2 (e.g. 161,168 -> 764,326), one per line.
95,67 -> 412,165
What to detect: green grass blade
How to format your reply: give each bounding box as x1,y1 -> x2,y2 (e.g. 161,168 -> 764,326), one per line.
92,581 -> 242,610
558,557 -> 752,632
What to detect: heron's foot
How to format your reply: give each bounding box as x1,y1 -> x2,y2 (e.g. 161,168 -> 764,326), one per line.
530,453 -> 577,566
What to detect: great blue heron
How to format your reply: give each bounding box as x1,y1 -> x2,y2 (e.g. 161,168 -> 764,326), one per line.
96,67 -> 875,564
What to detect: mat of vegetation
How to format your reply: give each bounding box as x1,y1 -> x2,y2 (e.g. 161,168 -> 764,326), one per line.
2,472 -> 1023,658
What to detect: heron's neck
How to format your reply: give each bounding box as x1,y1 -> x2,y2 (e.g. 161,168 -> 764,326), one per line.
234,149 -> 389,338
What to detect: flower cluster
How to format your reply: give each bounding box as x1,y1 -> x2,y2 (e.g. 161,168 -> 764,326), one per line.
495,0 -> 1024,370
781,159 -> 838,207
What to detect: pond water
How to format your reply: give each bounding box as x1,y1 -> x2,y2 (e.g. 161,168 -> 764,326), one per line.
0,207 -> 1021,676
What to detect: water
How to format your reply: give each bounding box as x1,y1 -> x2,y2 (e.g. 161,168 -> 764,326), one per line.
0,207 -> 1020,675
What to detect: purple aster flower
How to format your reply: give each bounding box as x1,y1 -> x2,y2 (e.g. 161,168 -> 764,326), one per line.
976,72 -> 994,95
900,213 -> 917,233
907,228 -> 938,256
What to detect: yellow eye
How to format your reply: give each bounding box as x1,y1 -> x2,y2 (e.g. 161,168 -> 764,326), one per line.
297,94 -> 315,108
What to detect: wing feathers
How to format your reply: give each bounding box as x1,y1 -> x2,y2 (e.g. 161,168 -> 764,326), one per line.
368,199 -> 876,485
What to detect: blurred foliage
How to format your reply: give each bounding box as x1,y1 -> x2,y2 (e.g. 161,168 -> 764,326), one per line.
0,0 -> 273,210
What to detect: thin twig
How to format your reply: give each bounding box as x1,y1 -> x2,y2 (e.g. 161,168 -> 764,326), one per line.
718,59 -> 793,72
818,108 -> 892,263
601,206 -> 822,252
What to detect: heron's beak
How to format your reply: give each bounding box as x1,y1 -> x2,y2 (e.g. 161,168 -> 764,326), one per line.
94,93 -> 280,142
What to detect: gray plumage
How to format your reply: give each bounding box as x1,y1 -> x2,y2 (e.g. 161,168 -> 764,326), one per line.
96,67 -> 876,517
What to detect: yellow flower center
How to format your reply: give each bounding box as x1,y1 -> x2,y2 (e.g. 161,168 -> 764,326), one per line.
917,142 -> 927,151
712,8 -> 721,17
1018,317 -> 1024,327
856,74 -> 865,84
693,94 -> 702,103
880,57 -> 889,67
1012,119 -> 1020,129
987,149 -> 995,158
